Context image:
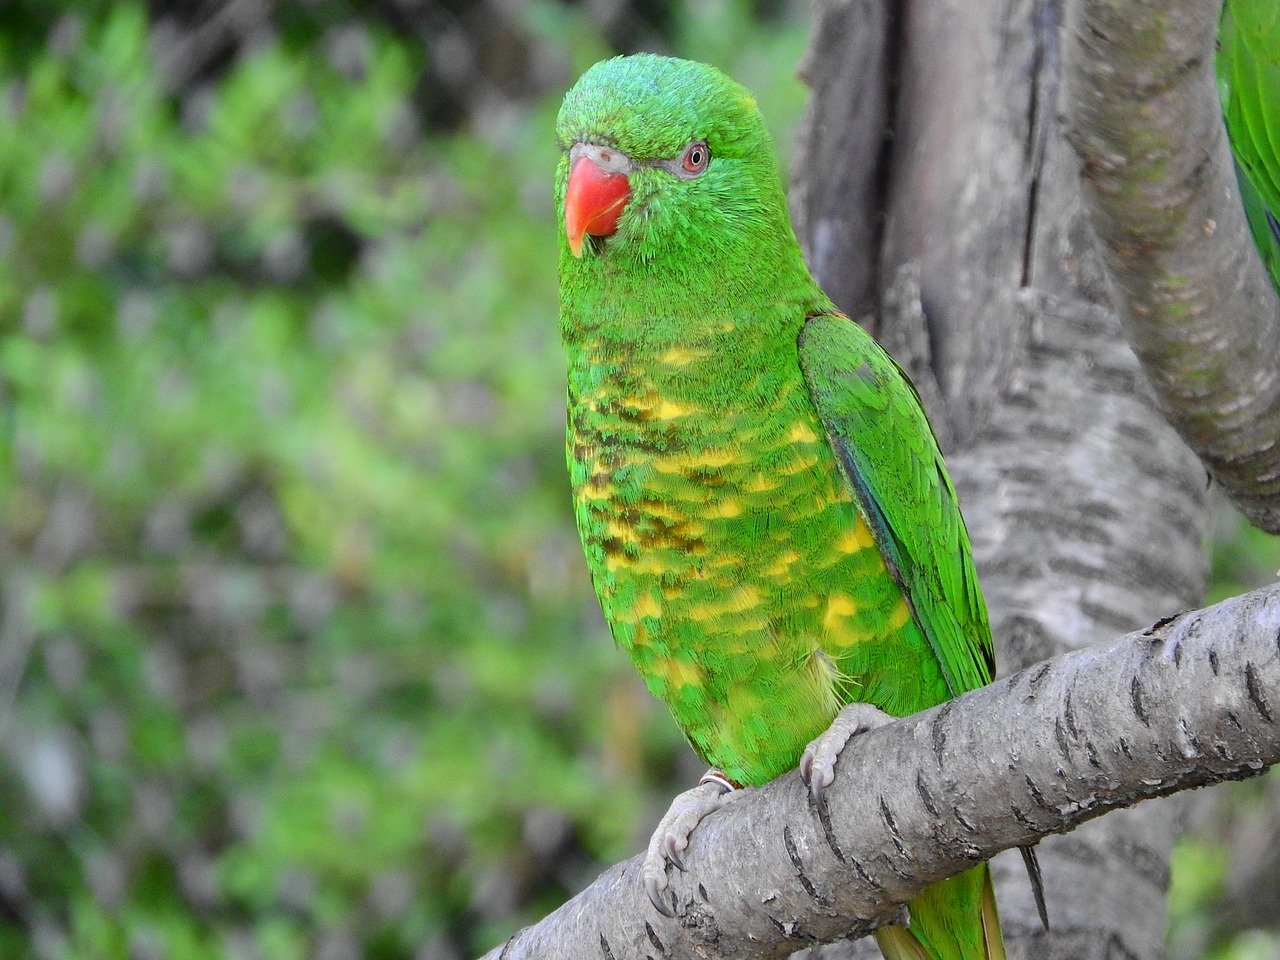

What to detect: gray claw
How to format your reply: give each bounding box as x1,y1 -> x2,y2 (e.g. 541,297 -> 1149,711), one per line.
798,748 -> 814,786
667,842 -> 687,873
800,702 -> 895,812
641,776 -> 736,918
810,776 -> 828,812
647,877 -> 675,917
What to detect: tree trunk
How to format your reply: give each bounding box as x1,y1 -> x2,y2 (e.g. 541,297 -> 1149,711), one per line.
481,0 -> 1280,955
790,0 -> 1209,956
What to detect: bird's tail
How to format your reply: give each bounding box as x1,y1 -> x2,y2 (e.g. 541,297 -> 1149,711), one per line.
873,863 -> 1005,960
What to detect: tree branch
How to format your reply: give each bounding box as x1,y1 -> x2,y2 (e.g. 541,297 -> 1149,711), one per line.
479,583 -> 1280,960
790,0 -> 891,325
1063,0 -> 1280,532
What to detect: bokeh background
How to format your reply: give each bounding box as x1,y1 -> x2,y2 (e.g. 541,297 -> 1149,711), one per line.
0,2 -> 1277,959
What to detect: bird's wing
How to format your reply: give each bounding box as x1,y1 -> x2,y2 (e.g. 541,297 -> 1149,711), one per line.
797,313 -> 994,696
1218,0 -> 1280,286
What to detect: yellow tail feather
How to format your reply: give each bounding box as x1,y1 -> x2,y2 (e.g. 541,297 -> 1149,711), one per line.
875,925 -> 934,960
980,866 -> 1006,960
872,865 -> 1006,960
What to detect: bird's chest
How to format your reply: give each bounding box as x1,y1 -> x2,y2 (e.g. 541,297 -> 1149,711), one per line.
565,348 -> 856,624
563,341 -> 921,784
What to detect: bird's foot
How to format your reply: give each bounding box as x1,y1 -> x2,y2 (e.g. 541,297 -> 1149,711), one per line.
644,770 -> 738,917
799,702 -> 895,809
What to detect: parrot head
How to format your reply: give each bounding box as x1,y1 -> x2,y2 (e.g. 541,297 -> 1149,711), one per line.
555,54 -> 788,267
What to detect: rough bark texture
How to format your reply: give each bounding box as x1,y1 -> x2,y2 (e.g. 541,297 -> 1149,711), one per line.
1064,0 -> 1280,533
479,584 -> 1280,960
790,0 -> 891,325
788,0 -> 1212,957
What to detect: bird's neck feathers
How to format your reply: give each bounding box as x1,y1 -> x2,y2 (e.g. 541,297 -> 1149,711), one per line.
558,170 -> 825,356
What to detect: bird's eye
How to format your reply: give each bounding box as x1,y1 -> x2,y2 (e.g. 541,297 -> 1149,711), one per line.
680,141 -> 710,176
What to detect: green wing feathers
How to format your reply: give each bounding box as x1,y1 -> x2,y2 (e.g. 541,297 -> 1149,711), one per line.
1217,0 -> 1280,288
799,314 -> 1003,960
798,314 -> 995,700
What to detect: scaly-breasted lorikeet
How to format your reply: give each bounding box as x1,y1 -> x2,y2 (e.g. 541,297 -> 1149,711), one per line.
556,54 -> 1013,960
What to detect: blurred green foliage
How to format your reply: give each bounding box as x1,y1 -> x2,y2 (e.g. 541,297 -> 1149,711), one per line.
0,3 -> 808,957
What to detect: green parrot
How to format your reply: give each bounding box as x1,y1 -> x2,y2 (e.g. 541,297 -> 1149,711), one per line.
1217,0 -> 1280,288
556,55 -> 1006,960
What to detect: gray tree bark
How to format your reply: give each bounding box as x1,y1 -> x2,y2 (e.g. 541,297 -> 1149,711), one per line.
478,584 -> 1280,960
482,0 -> 1280,954
791,0 -> 1213,952
1064,0 -> 1280,534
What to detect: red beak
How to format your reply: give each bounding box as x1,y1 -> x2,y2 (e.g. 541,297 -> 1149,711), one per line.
564,156 -> 631,257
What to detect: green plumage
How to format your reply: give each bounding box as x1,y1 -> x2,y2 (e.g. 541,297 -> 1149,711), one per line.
556,55 -> 1002,960
1217,0 -> 1280,289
